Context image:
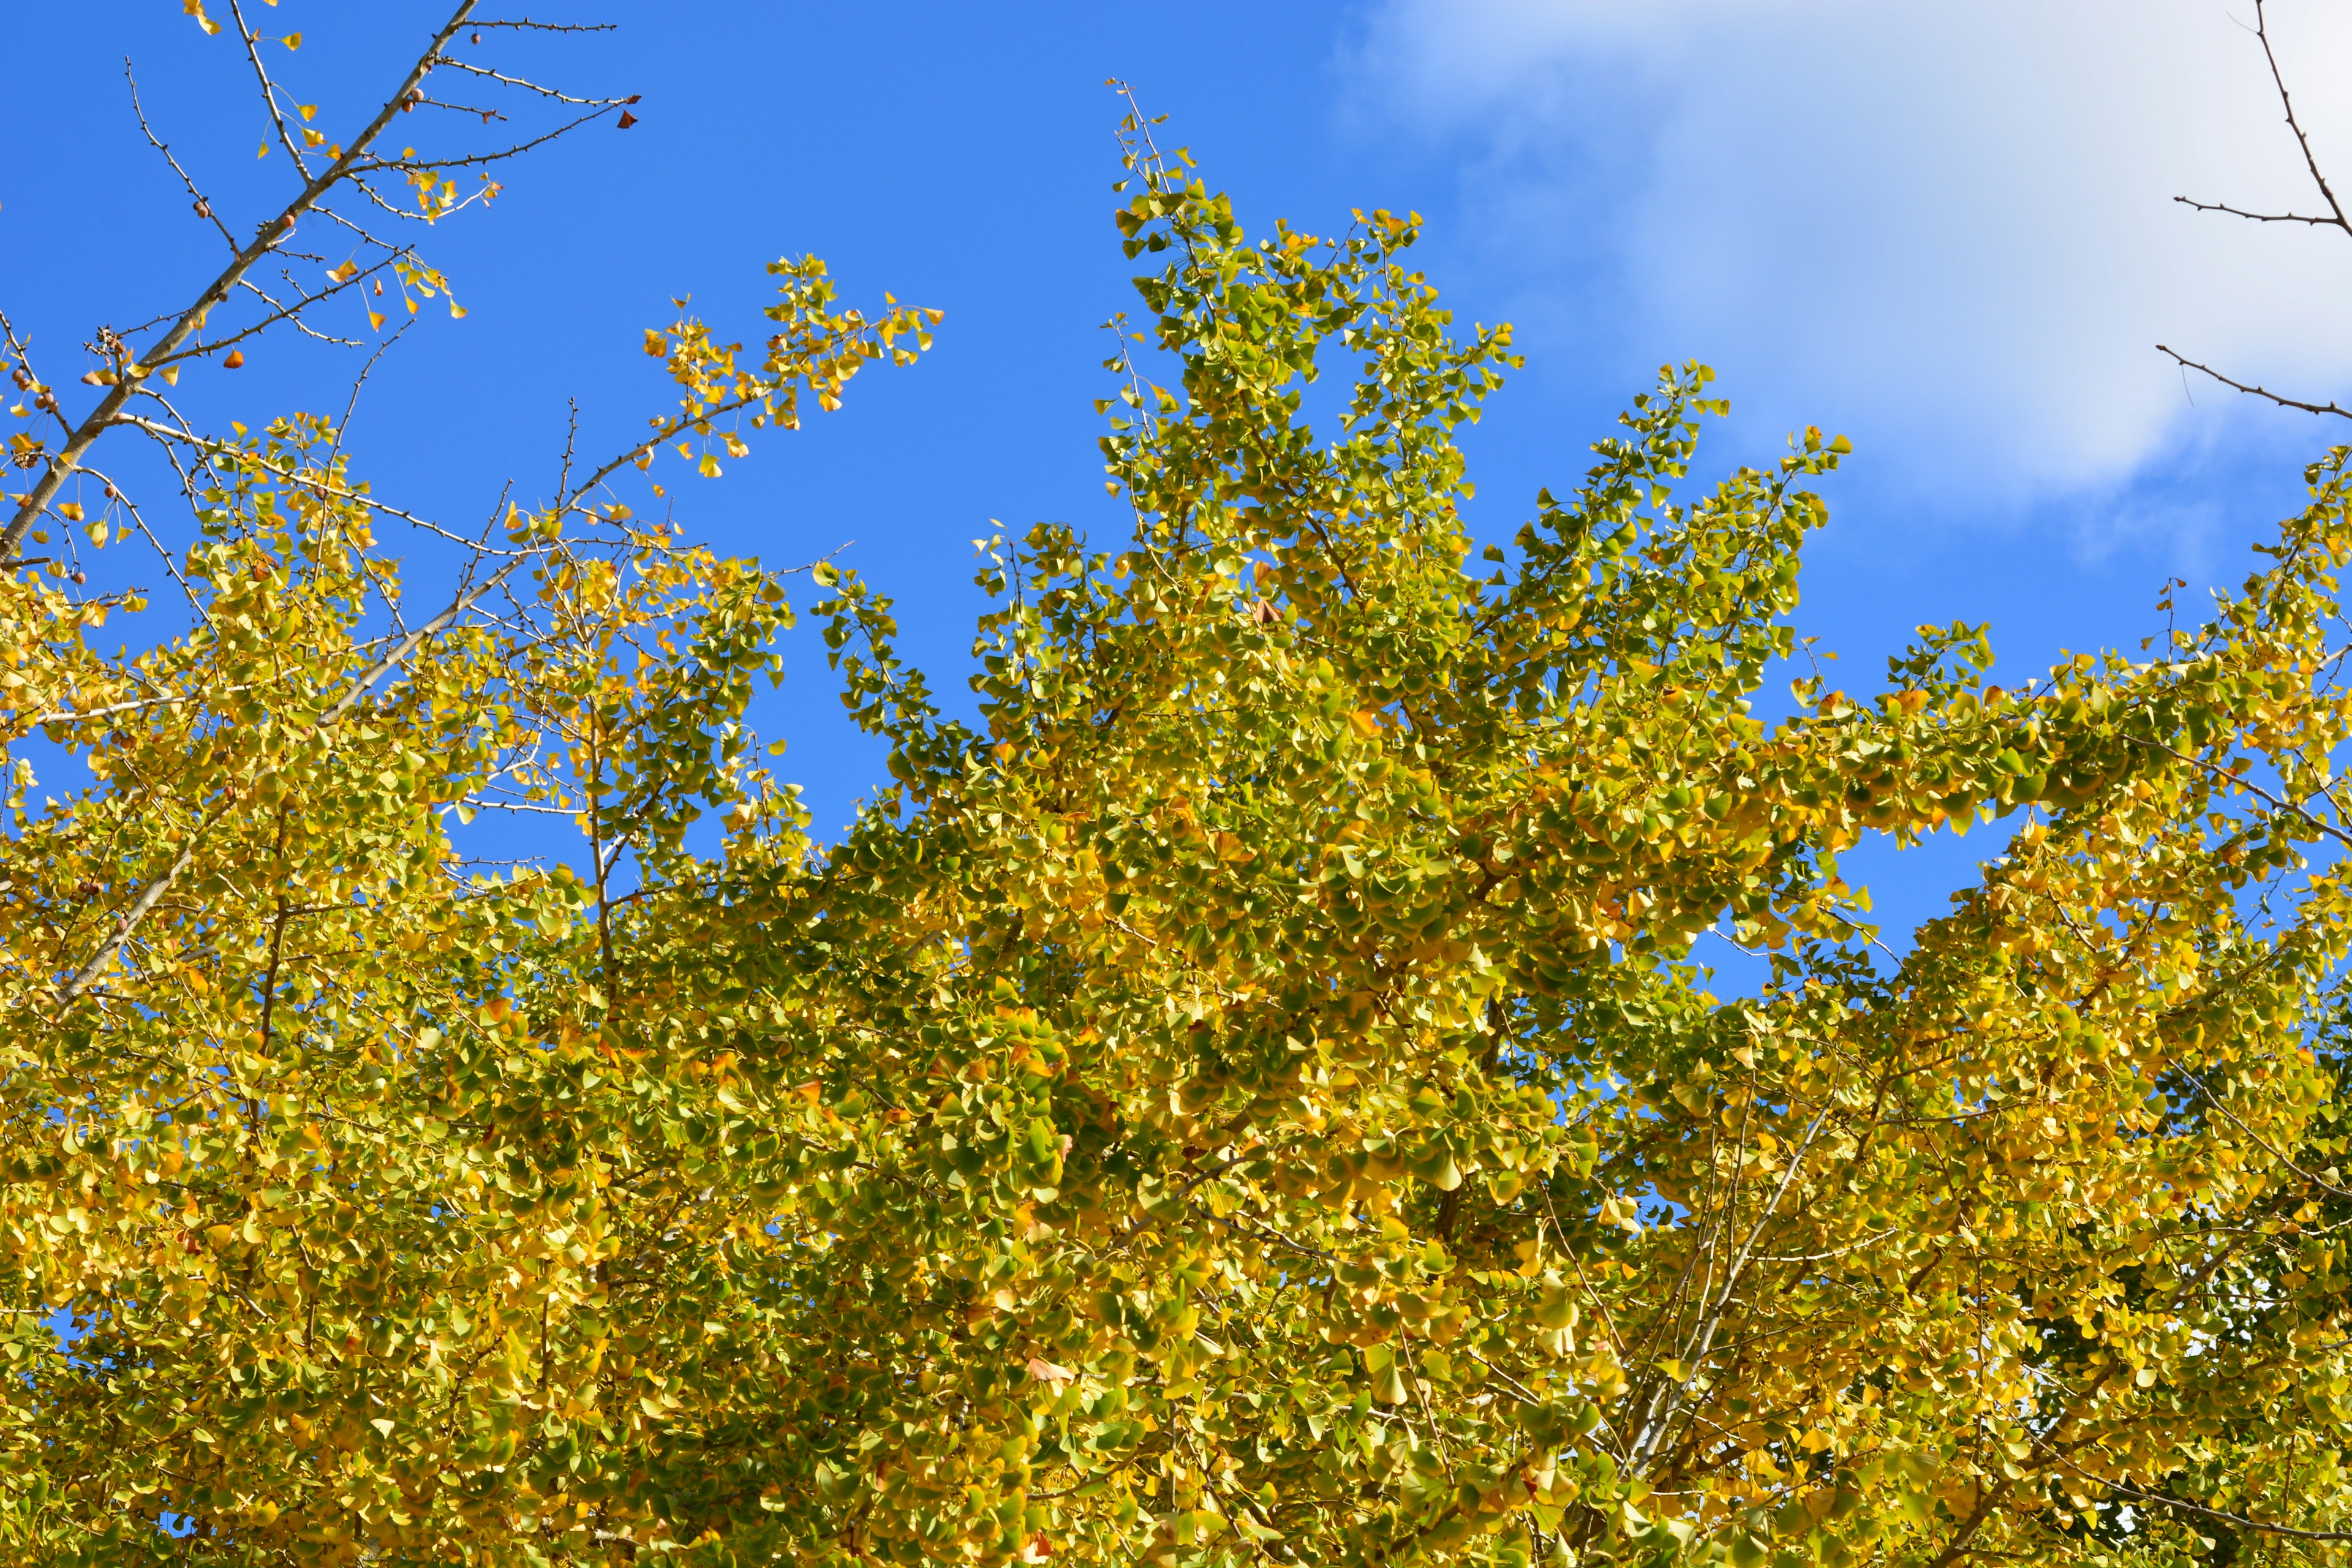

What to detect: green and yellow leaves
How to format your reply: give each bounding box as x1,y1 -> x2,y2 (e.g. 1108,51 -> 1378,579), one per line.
10,67 -> 2352,1568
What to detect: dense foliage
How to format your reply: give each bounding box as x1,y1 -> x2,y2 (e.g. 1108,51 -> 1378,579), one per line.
7,14 -> 2352,1567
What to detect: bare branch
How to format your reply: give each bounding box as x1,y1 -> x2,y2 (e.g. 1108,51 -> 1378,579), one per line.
361,102 -> 631,175
124,61 -> 239,255
2,1 -> 483,566
330,317 -> 413,462
2156,345 -> 2352,420
2159,1 -> 2352,416
470,19 -> 619,34
2173,194 -> 2343,228
2252,0 -> 2350,234
436,57 -> 633,107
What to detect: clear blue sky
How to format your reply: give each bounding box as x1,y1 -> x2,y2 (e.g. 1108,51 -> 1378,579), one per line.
8,1 -> 2350,955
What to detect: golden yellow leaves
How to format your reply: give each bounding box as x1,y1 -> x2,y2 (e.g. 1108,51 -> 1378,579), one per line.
628,268 -> 933,488
10,67 -> 2352,1568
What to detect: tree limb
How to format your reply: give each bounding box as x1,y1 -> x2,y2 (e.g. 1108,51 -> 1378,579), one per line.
2,1 -> 481,566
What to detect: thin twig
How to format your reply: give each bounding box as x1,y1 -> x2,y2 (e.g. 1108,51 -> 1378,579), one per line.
125,61 -> 240,254
2158,0 -> 2352,420
2173,195 -> 2339,228
2156,346 -> 2352,421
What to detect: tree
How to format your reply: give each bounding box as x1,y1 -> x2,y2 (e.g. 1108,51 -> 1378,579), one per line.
2,6 -> 933,1562
7,15 -> 2352,1568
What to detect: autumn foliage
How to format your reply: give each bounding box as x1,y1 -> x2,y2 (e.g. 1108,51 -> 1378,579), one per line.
5,12 -> 2352,1568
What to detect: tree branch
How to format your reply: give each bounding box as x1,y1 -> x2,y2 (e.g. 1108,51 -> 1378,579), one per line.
2156,345 -> 2351,421
2,0 -> 481,566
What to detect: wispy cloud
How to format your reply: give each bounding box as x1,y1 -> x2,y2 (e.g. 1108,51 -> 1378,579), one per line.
1343,0 -> 2352,511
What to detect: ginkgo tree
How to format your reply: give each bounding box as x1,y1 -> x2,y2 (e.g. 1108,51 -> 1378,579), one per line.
6,11 -> 2352,1568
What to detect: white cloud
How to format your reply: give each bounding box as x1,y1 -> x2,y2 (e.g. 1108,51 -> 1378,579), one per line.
1344,0 -> 2352,506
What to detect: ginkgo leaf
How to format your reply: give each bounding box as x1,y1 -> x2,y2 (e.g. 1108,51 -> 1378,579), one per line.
7,21 -> 2352,1568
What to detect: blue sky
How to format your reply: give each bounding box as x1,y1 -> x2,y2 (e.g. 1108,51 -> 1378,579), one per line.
9,1 -> 2352,954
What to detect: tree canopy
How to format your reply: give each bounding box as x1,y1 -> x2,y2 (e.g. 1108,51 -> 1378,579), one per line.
6,12 -> 2352,1568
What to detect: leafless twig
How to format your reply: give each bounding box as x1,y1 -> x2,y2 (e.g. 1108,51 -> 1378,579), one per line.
2163,0 -> 2352,417
2157,345 -> 2351,421
125,62 -> 239,254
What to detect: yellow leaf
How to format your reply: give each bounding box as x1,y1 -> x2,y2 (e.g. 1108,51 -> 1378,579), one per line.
57,502 -> 83,522
298,103 -> 317,121
282,31 -> 301,48
699,452 -> 722,478
448,301 -> 467,320
367,311 -> 386,331
257,143 -> 269,159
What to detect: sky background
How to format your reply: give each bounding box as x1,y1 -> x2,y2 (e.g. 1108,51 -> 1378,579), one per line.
8,1 -> 2352,959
